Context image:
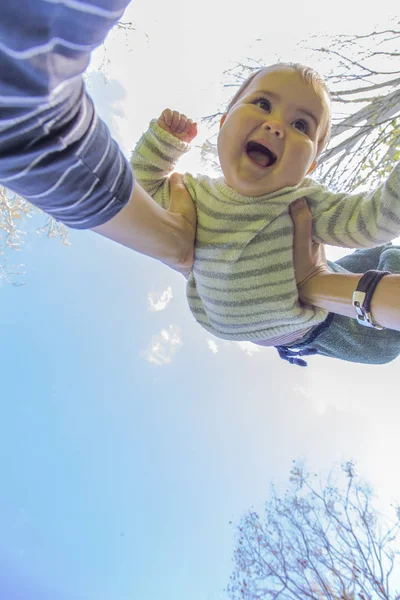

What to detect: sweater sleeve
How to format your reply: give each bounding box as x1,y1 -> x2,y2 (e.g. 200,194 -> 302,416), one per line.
130,120 -> 190,210
308,162 -> 400,247
0,0 -> 133,230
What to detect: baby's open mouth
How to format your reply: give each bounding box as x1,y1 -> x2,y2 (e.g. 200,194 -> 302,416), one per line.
246,141 -> 277,168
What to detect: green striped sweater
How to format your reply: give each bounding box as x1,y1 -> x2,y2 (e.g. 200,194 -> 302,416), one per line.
131,120 -> 400,342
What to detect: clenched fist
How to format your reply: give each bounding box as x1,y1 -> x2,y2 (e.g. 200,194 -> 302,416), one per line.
158,109 -> 198,143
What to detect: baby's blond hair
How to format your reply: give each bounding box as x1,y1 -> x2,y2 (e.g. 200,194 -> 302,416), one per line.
225,63 -> 331,157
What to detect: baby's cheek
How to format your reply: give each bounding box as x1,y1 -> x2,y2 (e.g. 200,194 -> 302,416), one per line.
284,166 -> 305,186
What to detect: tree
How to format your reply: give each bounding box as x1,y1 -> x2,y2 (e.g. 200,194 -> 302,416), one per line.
202,20 -> 400,193
307,22 -> 400,191
227,461 -> 400,600
0,186 -> 69,285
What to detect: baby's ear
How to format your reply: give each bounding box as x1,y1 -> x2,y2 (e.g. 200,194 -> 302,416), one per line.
219,114 -> 227,129
306,160 -> 318,175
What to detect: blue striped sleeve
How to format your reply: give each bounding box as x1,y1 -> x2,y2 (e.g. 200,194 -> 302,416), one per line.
0,0 -> 134,229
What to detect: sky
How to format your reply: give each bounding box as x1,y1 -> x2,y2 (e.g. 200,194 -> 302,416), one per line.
1,1 -> 400,599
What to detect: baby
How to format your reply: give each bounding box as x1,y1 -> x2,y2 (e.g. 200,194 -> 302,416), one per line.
131,63 -> 400,365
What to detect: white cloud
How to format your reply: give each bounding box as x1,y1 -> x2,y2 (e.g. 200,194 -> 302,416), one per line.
142,325 -> 182,365
207,339 -> 218,354
237,341 -> 262,356
147,287 -> 173,312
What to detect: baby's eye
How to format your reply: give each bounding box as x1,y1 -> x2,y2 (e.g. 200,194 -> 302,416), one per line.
254,98 -> 271,112
293,119 -> 308,133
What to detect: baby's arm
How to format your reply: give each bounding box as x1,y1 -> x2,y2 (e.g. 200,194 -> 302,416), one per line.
309,162 -> 400,248
131,110 -> 197,209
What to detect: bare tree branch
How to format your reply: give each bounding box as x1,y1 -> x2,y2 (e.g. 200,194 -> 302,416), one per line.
0,186 -> 70,285
227,461 -> 400,600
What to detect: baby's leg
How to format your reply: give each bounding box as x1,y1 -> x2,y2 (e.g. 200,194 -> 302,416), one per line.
332,242 -> 397,273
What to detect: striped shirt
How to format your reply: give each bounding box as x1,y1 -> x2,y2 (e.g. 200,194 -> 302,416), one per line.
132,120 -> 400,344
0,0 -> 133,229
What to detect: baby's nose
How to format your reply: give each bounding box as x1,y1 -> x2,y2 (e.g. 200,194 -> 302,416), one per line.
263,120 -> 284,138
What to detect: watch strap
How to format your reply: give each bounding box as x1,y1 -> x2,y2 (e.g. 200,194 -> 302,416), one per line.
352,269 -> 390,329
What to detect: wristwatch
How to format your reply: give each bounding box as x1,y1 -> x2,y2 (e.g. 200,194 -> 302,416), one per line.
352,269 -> 390,329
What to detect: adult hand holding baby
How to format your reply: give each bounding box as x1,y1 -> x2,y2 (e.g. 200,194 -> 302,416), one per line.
289,198 -> 400,332
289,198 -> 329,285
167,172 -> 196,278
289,198 -> 330,301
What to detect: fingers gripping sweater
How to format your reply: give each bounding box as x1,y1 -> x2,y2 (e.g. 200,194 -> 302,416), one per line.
131,120 -> 400,343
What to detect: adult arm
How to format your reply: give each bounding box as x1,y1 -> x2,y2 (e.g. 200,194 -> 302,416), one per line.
289,198 -> 400,332
0,0 -> 195,272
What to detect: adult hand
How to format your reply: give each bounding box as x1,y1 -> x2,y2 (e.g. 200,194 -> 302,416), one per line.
289,198 -> 329,293
93,174 -> 196,276
167,172 -> 196,278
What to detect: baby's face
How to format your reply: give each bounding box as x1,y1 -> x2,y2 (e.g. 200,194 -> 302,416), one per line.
217,66 -> 329,197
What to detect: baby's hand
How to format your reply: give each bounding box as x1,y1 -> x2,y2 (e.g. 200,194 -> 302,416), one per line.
158,109 -> 198,143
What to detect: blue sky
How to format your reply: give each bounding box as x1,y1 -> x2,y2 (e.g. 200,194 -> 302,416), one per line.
1,1 -> 400,599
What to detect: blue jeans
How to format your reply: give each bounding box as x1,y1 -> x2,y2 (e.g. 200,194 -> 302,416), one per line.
277,244 -> 400,365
